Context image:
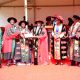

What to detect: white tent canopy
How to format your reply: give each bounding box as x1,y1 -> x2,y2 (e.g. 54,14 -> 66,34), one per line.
0,0 -> 33,7
0,0 -> 80,26
0,0 -> 80,7
0,0 -> 28,21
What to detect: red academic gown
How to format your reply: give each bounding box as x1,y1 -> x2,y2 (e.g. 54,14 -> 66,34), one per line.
38,28 -> 49,64
2,24 -> 19,53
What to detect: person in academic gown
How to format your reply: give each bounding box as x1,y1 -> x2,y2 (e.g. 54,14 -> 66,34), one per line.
32,20 -> 49,65
68,15 -> 80,66
52,15 -> 67,65
0,27 -> 2,68
2,17 -> 20,66
18,20 -> 32,65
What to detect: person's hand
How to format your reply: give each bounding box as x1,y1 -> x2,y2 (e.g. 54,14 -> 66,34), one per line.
20,33 -> 25,38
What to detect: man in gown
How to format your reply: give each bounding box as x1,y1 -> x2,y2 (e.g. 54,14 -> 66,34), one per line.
68,15 -> 80,66
32,20 -> 49,65
2,17 -> 20,66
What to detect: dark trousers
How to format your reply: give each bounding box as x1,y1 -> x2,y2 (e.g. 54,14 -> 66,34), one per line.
71,60 -> 75,66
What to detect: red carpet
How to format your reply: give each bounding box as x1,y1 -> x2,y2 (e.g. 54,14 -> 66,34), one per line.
0,63 -> 80,80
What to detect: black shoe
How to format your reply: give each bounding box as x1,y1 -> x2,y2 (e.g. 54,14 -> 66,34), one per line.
71,60 -> 75,66
77,62 -> 80,67
0,64 -> 2,68
0,60 -> 2,68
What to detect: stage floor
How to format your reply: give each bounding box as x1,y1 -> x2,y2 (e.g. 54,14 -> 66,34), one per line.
0,64 -> 80,80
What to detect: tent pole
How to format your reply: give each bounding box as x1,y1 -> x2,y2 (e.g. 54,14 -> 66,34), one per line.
24,0 -> 28,21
